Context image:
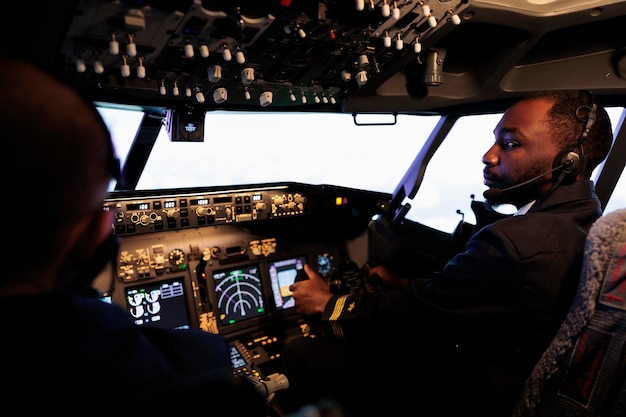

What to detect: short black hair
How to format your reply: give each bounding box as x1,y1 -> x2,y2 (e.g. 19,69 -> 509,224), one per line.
521,90 -> 613,177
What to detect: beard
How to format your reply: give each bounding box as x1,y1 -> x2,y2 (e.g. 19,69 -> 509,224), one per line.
485,163 -> 554,209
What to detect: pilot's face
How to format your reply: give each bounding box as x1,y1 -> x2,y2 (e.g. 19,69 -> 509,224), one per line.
482,98 -> 562,208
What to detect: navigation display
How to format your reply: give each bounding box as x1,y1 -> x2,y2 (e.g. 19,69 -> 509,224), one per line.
212,263 -> 266,326
268,255 -> 307,310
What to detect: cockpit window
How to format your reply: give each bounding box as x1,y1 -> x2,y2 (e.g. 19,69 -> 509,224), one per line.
99,108 -> 439,193
407,113 -> 512,232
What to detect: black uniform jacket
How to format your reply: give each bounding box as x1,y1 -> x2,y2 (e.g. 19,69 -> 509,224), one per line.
319,179 -> 603,416
1,290 -> 267,414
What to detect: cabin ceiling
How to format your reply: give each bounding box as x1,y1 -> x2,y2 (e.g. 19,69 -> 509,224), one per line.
7,0 -> 626,115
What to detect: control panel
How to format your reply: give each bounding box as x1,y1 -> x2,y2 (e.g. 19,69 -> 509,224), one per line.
105,184 -> 308,236
99,183 -> 377,380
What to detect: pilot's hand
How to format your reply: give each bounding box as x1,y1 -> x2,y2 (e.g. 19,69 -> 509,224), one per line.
368,264 -> 409,291
289,264 -> 333,318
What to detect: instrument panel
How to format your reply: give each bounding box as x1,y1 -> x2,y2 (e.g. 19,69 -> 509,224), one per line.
106,223 -> 344,336
99,182 -> 385,378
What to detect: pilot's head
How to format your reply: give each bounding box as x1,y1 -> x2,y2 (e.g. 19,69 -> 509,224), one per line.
483,90 -> 613,208
0,54 -> 120,295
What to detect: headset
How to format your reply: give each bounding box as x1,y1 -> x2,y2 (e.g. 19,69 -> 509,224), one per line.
552,92 -> 597,181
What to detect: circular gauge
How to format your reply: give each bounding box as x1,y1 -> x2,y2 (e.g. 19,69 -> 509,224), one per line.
317,253 -> 333,276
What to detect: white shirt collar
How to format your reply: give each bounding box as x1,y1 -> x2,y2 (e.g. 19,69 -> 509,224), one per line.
515,200 -> 536,216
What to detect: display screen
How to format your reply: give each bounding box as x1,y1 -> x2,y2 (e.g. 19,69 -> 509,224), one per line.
212,264 -> 266,326
230,345 -> 247,370
190,198 -> 210,205
268,255 -> 307,310
127,202 -> 150,210
125,277 -> 191,330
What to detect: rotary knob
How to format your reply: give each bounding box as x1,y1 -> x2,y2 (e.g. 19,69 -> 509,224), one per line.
139,214 -> 151,226
168,248 -> 185,266
196,206 -> 212,216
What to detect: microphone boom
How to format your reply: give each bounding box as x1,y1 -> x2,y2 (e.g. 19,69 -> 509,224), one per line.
482,160 -> 572,199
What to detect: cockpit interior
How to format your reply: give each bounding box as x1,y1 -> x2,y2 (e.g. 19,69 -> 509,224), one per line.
6,0 -> 626,414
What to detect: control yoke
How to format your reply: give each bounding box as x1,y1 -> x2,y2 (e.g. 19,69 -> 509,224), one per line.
368,114 -> 459,263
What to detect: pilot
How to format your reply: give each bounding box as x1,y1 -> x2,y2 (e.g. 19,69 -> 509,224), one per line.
0,54 -> 267,414
280,90 -> 614,417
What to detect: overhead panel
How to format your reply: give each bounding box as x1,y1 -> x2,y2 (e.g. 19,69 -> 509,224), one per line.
59,0 -> 470,109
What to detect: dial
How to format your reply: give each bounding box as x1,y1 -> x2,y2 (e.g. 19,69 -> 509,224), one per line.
168,248 -> 185,266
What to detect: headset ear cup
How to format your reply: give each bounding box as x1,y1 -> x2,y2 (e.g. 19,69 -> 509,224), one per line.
553,149 -> 584,177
